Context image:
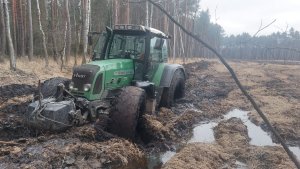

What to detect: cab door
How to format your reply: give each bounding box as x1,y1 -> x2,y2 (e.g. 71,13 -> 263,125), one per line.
146,37 -> 166,80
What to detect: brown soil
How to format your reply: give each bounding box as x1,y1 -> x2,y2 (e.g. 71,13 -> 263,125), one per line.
212,61 -> 300,144
1,59 -> 300,168
0,125 -> 146,169
213,118 -> 296,169
0,60 -> 147,169
163,117 -> 296,169
162,143 -> 236,169
214,118 -> 250,149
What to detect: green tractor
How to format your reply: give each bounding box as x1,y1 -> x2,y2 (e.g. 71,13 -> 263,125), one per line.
26,25 -> 186,139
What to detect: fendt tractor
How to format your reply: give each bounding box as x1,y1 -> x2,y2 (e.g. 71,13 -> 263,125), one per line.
26,25 -> 186,139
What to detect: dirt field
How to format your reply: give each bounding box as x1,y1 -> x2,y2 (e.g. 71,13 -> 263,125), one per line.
0,58 -> 299,168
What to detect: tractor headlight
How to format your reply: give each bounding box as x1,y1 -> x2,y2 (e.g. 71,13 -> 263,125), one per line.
83,84 -> 91,92
69,82 -> 74,90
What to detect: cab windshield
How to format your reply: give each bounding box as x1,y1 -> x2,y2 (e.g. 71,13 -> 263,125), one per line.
108,34 -> 145,60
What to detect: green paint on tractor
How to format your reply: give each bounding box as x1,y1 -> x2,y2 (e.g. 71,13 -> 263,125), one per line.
71,59 -> 135,100
26,25 -> 186,139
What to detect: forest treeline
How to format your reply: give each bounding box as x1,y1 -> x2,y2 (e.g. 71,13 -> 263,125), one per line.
0,0 -> 299,70
222,28 -> 300,61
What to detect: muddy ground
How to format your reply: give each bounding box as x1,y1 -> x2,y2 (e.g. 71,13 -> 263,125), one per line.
0,59 -> 300,168
164,118 -> 295,169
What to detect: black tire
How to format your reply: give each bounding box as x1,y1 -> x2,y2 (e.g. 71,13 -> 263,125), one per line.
40,77 -> 70,98
108,86 -> 146,139
160,70 -> 185,107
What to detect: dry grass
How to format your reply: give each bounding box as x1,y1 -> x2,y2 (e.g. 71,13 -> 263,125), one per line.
212,60 -> 300,141
0,56 -> 204,85
0,58 -> 81,85
168,57 -> 208,64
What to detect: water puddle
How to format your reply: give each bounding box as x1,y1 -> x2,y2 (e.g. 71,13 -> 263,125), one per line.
290,146 -> 300,160
235,161 -> 248,169
188,121 -> 217,143
188,109 -> 281,146
147,109 -> 300,168
188,109 -> 300,161
147,151 -> 176,169
224,109 -> 276,146
160,151 -> 176,164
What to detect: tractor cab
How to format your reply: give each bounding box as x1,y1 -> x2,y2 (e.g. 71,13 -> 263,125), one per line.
91,25 -> 169,81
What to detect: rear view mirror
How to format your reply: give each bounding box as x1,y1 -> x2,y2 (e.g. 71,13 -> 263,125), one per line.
154,38 -> 164,50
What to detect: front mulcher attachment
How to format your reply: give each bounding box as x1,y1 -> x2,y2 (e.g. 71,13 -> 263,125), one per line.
25,98 -> 76,131
24,79 -> 87,132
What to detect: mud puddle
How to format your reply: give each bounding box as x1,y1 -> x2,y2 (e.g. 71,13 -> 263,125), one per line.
223,109 -> 276,146
188,121 -> 217,143
188,109 -> 276,146
147,151 -> 177,169
290,146 -> 300,160
148,109 -> 300,168
190,109 -> 300,159
235,161 -> 248,169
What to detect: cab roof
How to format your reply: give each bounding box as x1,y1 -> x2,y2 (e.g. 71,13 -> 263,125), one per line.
113,24 -> 169,39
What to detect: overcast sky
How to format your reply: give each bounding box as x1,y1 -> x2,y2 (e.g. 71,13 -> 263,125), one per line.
200,0 -> 300,36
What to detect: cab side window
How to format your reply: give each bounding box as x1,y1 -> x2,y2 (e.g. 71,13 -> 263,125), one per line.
150,37 -> 164,62
93,33 -> 107,60
162,39 -> 168,62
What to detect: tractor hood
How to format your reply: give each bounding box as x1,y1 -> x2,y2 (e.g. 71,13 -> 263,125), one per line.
87,59 -> 134,72
71,59 -> 134,100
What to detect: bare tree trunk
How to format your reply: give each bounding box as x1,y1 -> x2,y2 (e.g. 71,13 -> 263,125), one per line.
12,0 -> 17,55
36,0 -> 49,67
44,0 -> 48,20
65,0 -> 71,63
0,0 -> 6,59
19,0 -> 25,57
113,0 -> 118,24
61,22 -> 67,70
81,0 -> 90,64
27,0 -> 33,60
126,1 -> 130,24
149,3 -> 153,27
73,0 -> 79,66
44,0 -> 49,48
3,0 -> 16,70
145,1 -> 149,26
179,29 -> 185,62
50,0 -> 58,62
172,2 -> 177,62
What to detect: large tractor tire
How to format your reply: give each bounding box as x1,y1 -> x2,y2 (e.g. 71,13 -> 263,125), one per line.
160,70 -> 185,107
109,86 -> 146,139
40,77 -> 70,98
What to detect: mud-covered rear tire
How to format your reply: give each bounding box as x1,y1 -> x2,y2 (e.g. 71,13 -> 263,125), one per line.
109,86 -> 146,139
160,70 -> 185,107
40,77 -> 70,98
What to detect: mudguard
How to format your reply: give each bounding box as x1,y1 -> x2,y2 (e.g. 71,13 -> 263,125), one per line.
135,81 -> 155,99
159,64 -> 186,88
